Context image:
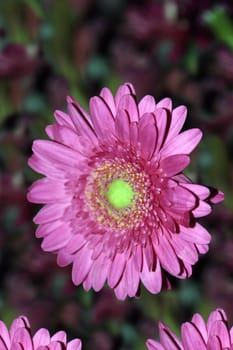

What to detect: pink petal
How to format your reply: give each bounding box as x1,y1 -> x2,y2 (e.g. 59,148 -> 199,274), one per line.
33,204 -> 66,224
0,321 -> 10,348
12,328 -> 33,350
0,338 -> 8,350
33,329 -> 50,347
171,235 -> 198,265
138,95 -> 156,116
161,128 -> 202,157
67,97 -> 97,143
108,252 -> 127,288
48,342 -> 63,350
56,250 -> 73,267
67,339 -> 82,350
154,108 -> 168,152
146,339 -> 165,350
166,105 -> 187,143
179,223 -> 211,245
208,190 -> 224,204
100,87 -> 116,116
10,317 -> 30,339
165,185 -> 196,211
89,96 -> 115,139
117,94 -> 139,122
32,140 -> 83,170
54,110 -> 74,129
41,224 -> 71,252
159,322 -> 183,350
72,247 -> 93,285
208,320 -> 230,348
138,113 -> 157,160
154,234 -> 181,276
181,323 -> 206,350
182,184 -> 210,200
207,335 -> 222,350
89,254 -> 111,292
160,155 -> 190,177
192,201 -> 212,218
115,83 -> 135,107
115,109 -> 130,143
156,97 -> 172,110
28,155 -> 64,179
191,314 -> 208,342
124,256 -> 140,297
140,252 -> 162,294
129,122 -> 139,148
27,178 -> 66,204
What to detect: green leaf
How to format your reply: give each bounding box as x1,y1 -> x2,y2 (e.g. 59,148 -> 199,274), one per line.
204,6 -> 233,50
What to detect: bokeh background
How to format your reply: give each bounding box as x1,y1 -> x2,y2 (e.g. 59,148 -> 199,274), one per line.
0,0 -> 233,349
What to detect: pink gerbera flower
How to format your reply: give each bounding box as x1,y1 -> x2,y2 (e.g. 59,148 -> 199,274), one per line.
27,82 -> 223,300
146,308 -> 233,350
0,315 -> 82,350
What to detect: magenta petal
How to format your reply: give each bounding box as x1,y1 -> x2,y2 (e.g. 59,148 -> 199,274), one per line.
72,247 -> 93,285
138,113 -> 157,160
89,96 -> 115,139
0,321 -> 10,349
156,97 -> 172,110
67,97 -> 97,143
51,332 -> 67,343
155,235 -> 181,276
207,335 -> 222,350
32,140 -> 83,169
159,322 -> 183,350
67,339 -> 82,350
115,82 -> 135,106
166,105 -> 187,142
191,314 -> 208,342
100,87 -> 116,115
33,329 -> 50,347
13,328 -> 33,350
28,178 -> 66,204
160,155 -> 190,176
161,128 -> 202,157
138,95 -> 156,116
41,225 -> 71,252
117,94 -> 139,122
146,339 -> 165,350
108,252 -> 126,288
33,204 -> 66,224
181,323 -> 206,350
115,109 -> 130,143
179,223 -> 211,245
140,255 -> 162,294
89,254 -> 111,292
208,321 -> 231,348
124,256 -> 140,297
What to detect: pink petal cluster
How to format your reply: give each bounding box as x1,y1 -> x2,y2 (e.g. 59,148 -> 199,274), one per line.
28,82 -> 224,299
147,308 -> 233,350
0,315 -> 82,350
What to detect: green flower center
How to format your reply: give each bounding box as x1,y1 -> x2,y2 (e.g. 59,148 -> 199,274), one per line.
105,178 -> 134,210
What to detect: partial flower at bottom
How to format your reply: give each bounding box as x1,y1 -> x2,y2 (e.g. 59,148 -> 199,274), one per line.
27,82 -> 224,300
0,315 -> 82,350
146,308 -> 233,350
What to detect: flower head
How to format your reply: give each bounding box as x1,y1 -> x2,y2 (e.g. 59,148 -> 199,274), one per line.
0,315 -> 82,350
146,308 -> 233,350
28,82 -> 223,299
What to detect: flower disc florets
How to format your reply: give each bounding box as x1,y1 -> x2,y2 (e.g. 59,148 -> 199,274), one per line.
28,82 -> 224,299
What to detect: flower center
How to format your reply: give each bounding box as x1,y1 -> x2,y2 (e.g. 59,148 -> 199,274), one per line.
105,178 -> 134,210
84,159 -> 151,232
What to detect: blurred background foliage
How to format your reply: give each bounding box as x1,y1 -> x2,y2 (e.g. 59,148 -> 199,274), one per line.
0,0 -> 233,349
